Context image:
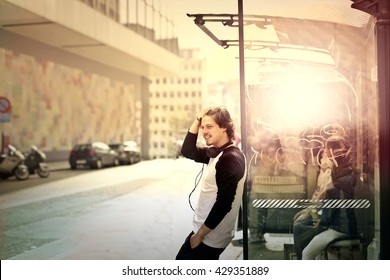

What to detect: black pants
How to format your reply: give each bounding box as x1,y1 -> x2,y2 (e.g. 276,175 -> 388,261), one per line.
175,232 -> 225,260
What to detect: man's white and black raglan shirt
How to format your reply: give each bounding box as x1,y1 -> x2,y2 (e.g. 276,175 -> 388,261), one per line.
181,131 -> 247,248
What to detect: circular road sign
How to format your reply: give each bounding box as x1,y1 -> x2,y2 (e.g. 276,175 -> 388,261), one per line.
0,96 -> 11,113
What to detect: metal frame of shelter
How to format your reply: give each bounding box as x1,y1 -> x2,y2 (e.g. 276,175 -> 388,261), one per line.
187,0 -> 390,260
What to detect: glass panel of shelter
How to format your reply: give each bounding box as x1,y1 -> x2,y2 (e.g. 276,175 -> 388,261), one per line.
244,48 -> 377,260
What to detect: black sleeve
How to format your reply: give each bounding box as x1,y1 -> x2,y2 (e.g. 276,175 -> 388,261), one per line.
332,176 -> 356,199
318,174 -> 356,229
204,150 -> 245,229
180,131 -> 209,164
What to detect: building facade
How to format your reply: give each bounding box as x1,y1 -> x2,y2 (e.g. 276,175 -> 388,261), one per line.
0,0 -> 180,160
149,49 -> 207,159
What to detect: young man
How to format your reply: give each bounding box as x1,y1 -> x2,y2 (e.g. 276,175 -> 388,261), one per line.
175,106 -> 247,260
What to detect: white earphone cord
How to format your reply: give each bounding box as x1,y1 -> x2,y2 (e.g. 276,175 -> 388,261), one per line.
188,164 -> 204,211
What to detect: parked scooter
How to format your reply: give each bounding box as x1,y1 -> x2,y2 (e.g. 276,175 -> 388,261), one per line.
0,145 -> 29,180
24,145 -> 50,178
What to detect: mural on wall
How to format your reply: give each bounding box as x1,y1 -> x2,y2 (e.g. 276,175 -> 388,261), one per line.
0,48 -> 139,151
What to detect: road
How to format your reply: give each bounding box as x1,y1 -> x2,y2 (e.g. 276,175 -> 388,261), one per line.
0,165 -> 90,195
0,158 -> 242,260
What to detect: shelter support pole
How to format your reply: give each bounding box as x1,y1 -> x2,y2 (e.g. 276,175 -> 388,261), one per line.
376,10 -> 390,260
352,0 -> 390,260
237,0 -> 249,260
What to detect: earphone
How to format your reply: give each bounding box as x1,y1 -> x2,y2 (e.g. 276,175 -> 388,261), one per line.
206,142 -> 234,158
206,146 -> 222,158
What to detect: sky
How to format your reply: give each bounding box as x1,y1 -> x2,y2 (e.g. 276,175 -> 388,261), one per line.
170,0 -> 272,82
119,0 -> 243,81
168,0 -> 244,82
168,0 -> 369,82
124,0 -> 370,82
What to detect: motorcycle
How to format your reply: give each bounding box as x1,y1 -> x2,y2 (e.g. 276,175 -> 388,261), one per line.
0,144 -> 29,180
24,145 -> 50,178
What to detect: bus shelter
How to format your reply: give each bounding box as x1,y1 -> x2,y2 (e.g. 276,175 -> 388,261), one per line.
188,0 -> 389,260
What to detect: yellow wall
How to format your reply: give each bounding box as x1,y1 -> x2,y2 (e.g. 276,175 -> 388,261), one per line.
0,47 -> 140,152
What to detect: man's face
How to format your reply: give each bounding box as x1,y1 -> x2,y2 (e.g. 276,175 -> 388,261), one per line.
201,115 -> 227,147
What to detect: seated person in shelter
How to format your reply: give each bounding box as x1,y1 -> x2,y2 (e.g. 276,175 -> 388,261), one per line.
292,147 -> 334,259
301,136 -> 357,260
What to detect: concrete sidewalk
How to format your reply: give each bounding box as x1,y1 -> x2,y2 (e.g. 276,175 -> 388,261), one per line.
7,158 -> 244,260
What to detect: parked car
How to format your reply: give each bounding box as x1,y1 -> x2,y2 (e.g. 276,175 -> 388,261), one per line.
69,142 -> 120,170
123,140 -> 141,164
109,141 -> 141,165
108,143 -> 129,165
